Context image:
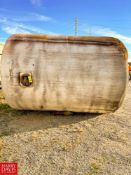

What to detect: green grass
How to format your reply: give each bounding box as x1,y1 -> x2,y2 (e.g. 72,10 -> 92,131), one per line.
0,104 -> 11,110
85,163 -> 101,175
0,90 -> 11,111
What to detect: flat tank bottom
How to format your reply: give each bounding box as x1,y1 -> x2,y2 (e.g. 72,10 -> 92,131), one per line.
1,34 -> 128,113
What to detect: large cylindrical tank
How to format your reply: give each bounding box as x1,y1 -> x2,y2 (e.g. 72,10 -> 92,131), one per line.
1,34 -> 128,113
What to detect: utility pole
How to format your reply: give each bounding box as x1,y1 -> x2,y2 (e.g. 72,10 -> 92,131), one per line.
74,17 -> 78,36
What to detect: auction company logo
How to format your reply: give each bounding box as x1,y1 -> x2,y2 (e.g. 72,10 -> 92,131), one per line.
0,163 -> 18,175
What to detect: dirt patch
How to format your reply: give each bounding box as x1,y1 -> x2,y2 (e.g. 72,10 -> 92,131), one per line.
0,84 -> 131,175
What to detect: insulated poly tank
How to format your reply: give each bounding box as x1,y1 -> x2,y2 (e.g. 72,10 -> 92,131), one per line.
1,34 -> 128,113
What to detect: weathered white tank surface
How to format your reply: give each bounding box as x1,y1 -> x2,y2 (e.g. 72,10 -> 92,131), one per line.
0,43 -> 4,86
1,34 -> 128,113
0,43 -> 4,63
0,44 -> 4,58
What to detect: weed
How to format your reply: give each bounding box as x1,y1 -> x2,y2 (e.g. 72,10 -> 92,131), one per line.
85,163 -> 101,175
0,104 -> 11,110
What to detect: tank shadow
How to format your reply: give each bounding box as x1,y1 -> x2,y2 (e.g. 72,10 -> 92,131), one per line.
0,109 -> 102,137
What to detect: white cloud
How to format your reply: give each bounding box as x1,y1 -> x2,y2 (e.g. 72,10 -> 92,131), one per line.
30,0 -> 42,7
95,27 -> 131,44
84,26 -> 131,45
0,10 -> 55,37
32,13 -> 52,21
3,26 -> 31,34
0,17 -> 56,35
13,13 -> 52,22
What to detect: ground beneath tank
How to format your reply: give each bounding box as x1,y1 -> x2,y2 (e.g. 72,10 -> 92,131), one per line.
0,83 -> 130,175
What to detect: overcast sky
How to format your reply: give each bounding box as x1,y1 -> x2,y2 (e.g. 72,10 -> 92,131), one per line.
0,0 -> 131,60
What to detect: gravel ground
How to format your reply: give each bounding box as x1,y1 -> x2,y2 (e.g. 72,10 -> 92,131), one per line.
0,83 -> 131,175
